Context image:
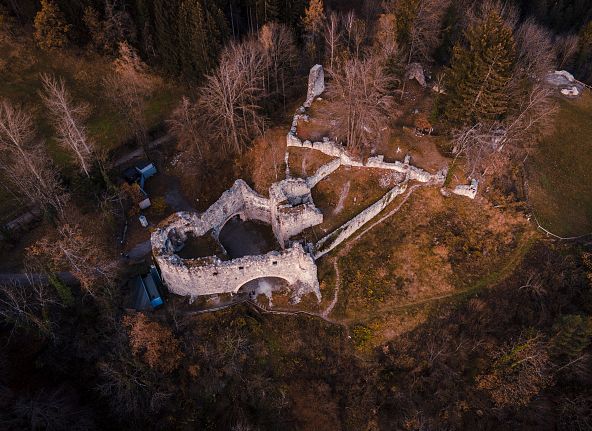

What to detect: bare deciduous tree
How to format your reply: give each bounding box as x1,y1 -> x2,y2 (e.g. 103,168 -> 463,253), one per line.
514,19 -> 556,78
0,274 -> 59,337
168,96 -> 202,158
341,11 -> 367,60
555,34 -> 580,69
387,0 -> 450,100
259,22 -> 297,108
103,42 -> 156,148
0,99 -> 66,214
197,40 -> 265,155
40,73 -> 95,177
374,13 -> 398,58
327,57 -> 394,154
27,223 -> 116,297
451,15 -> 557,177
452,80 -> 556,178
476,333 -> 552,407
11,386 -> 95,431
325,12 -> 341,70
96,356 -> 153,418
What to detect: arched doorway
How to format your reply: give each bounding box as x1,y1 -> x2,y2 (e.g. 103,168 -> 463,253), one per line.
237,277 -> 290,307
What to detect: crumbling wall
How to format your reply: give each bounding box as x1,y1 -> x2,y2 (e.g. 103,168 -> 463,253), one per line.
269,177 -> 323,246
452,179 -> 479,199
287,134 -> 442,184
156,243 -> 320,303
275,204 -> 323,245
304,64 -> 325,108
314,183 -> 409,258
306,158 -> 342,188
152,180 -> 272,255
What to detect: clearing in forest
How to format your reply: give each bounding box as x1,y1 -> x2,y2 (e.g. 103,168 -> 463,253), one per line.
527,90 -> 592,237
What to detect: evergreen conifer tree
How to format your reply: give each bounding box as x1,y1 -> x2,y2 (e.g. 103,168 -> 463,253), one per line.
257,0 -> 280,24
178,0 -> 208,78
153,0 -> 180,74
201,1 -> 230,69
34,0 -> 71,50
551,314 -> 592,364
443,11 -> 515,126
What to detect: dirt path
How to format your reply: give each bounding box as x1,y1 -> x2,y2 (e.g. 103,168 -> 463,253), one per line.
322,260 -> 341,318
321,183 -> 427,319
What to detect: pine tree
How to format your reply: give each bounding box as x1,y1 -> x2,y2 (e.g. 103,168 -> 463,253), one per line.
153,0 -> 180,74
393,0 -> 419,48
201,1 -> 230,69
576,20 -> 592,82
302,0 -> 326,63
280,0 -> 307,29
34,0 -> 71,50
443,11 -> 515,126
178,0 -> 208,78
258,0 -> 280,24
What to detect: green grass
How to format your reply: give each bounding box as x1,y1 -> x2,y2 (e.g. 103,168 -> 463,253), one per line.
527,91 -> 592,237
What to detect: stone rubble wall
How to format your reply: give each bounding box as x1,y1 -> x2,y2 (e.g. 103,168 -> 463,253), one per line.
274,204 -> 323,246
288,131 -> 442,184
151,177 -> 323,303
269,177 -> 324,247
157,243 -> 320,303
314,183 -> 409,259
151,179 -> 271,256
452,179 -> 479,199
304,64 -> 325,108
306,158 -> 342,188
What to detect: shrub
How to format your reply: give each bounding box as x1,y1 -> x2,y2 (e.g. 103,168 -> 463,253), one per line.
123,313 -> 183,374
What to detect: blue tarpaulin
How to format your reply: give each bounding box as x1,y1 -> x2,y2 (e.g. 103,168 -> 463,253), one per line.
131,265 -> 164,310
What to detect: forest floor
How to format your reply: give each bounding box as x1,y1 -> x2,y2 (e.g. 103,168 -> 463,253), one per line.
526,89 -> 592,237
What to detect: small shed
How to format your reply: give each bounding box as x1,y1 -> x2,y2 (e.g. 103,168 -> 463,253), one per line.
137,163 -> 157,190
122,161 -> 157,193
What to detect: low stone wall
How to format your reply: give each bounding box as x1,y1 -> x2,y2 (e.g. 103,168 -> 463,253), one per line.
306,158 -> 342,188
314,183 -> 409,259
452,179 -> 479,199
157,243 -> 320,303
288,132 -> 443,184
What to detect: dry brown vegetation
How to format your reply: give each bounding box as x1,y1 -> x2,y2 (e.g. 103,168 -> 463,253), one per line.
328,187 -> 531,331
123,313 -> 183,374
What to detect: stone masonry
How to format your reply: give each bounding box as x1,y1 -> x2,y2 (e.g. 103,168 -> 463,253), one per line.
154,64 -> 451,305
152,179 -> 323,302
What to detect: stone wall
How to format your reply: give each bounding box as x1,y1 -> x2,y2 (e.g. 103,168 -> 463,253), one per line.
151,180 -> 272,256
269,177 -> 324,247
452,179 -> 479,199
314,183 -> 409,258
156,243 -> 320,303
304,64 -> 325,108
306,158 -> 342,188
151,178 -> 323,303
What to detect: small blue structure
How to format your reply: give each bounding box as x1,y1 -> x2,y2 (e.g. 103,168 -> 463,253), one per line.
122,161 -> 157,194
131,265 -> 164,310
137,163 -> 157,191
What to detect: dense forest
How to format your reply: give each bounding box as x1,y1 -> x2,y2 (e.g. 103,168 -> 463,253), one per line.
1,0 -> 592,430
